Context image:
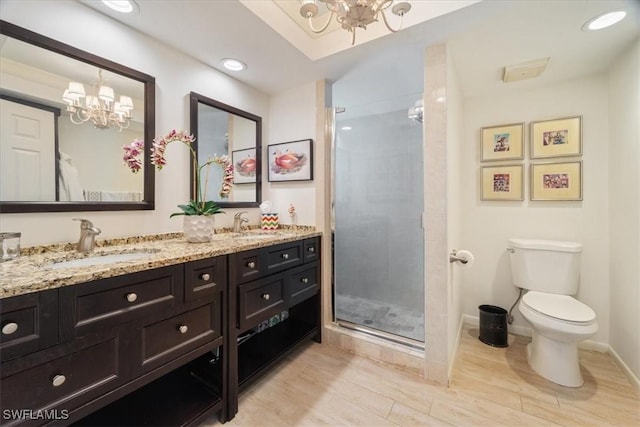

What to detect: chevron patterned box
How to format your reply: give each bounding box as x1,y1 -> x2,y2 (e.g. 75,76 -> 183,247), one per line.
261,213 -> 279,230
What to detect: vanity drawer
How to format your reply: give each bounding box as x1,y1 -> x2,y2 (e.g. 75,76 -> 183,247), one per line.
287,262 -> 319,306
138,302 -> 221,373
237,274 -> 286,331
303,237 -> 320,263
0,290 -> 58,361
232,249 -> 261,284
0,331 -> 125,420
264,241 -> 302,275
185,256 -> 226,304
59,265 -> 184,339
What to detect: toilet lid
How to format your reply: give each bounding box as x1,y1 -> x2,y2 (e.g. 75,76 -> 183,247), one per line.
522,291 -> 596,323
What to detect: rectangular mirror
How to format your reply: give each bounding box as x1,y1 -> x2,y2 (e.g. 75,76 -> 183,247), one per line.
0,20 -> 155,213
190,92 -> 261,208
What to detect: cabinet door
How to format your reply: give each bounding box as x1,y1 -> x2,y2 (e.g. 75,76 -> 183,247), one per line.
186,256 -> 226,304
136,301 -> 222,374
0,329 -> 127,423
0,290 -> 57,361
286,261 -> 320,306
303,237 -> 320,263
59,265 -> 184,340
237,274 -> 286,332
230,249 -> 261,285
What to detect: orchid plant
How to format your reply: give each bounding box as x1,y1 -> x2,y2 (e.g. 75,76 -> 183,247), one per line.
123,130 -> 234,217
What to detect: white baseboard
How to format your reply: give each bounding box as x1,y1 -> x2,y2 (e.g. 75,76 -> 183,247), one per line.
608,346 -> 640,392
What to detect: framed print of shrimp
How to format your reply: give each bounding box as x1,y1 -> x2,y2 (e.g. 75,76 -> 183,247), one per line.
268,139 -> 313,182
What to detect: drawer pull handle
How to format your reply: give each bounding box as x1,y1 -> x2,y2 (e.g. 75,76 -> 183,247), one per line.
201,273 -> 211,281
282,253 -> 289,260
301,278 -> 309,284
1,322 -> 18,335
247,261 -> 256,269
308,247 -> 315,253
261,293 -> 270,301
178,325 -> 188,334
126,293 -> 138,303
52,375 -> 66,387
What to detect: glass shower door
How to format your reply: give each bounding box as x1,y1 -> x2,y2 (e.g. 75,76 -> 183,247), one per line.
333,103 -> 424,342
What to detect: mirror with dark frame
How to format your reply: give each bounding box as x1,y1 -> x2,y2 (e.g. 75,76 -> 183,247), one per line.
0,20 -> 155,213
189,92 -> 261,208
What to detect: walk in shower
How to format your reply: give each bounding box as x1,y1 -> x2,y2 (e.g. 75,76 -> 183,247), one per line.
332,97 -> 425,343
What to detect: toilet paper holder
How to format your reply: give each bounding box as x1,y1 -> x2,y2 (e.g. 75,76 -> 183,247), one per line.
449,249 -> 469,264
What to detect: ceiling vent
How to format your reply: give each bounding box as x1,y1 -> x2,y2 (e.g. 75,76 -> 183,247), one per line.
503,57 -> 550,83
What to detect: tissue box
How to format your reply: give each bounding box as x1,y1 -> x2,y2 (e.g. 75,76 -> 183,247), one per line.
261,213 -> 279,230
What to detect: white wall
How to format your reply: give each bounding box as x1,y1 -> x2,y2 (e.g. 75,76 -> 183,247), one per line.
446,45 -> 464,370
608,38 -> 640,381
0,0 -> 269,246
460,74 -> 611,344
266,82 -> 317,226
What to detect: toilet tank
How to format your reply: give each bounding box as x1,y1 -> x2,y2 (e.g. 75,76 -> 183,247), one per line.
507,238 -> 582,295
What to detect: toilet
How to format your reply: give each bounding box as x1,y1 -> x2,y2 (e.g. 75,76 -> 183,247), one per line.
507,238 -> 598,387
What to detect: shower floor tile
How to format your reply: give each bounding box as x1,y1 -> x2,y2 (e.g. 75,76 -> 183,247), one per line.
335,294 -> 425,342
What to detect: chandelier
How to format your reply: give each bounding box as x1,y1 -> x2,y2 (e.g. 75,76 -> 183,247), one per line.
62,69 -> 134,131
299,0 -> 412,45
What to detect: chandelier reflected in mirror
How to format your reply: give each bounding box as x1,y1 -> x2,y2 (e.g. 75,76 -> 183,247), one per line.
299,0 -> 412,45
62,69 -> 134,131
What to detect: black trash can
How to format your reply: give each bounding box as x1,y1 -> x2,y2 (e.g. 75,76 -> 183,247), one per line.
478,305 -> 508,347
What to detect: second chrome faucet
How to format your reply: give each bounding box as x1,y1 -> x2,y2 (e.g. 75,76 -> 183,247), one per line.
74,218 -> 101,253
233,211 -> 249,233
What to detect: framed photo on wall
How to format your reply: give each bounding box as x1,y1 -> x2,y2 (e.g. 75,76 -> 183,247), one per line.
480,164 -> 524,201
530,116 -> 582,159
231,148 -> 257,184
530,161 -> 582,201
268,139 -> 313,182
480,122 -> 524,162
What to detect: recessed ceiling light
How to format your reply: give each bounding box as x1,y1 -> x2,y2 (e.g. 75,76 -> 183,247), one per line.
221,58 -> 247,71
101,0 -> 138,14
583,10 -> 627,31
341,126 -> 352,131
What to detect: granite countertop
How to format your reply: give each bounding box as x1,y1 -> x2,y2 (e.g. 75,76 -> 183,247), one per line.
0,227 -> 320,298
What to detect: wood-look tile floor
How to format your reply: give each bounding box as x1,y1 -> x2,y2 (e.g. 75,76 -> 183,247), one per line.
205,326 -> 639,426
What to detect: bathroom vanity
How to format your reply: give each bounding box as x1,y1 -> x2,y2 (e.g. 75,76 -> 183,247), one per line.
0,230 -> 321,425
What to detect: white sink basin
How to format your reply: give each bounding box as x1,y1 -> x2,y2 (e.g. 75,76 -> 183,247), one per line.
233,232 -> 295,240
47,252 -> 155,269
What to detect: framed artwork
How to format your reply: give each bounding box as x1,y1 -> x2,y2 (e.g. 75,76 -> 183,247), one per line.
268,139 -> 313,182
232,148 -> 257,184
480,122 -> 524,161
530,116 -> 582,159
480,164 -> 524,201
530,161 -> 582,201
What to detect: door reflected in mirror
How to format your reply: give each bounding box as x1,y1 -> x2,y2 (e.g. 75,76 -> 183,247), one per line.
190,92 -> 261,208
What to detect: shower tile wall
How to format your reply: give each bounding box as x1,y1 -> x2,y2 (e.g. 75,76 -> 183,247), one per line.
335,108 -> 424,341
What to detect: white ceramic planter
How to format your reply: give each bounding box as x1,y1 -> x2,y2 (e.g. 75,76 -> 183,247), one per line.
183,215 -> 215,243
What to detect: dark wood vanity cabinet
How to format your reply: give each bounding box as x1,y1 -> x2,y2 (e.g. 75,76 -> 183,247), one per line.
0,260 -> 227,426
227,237 -> 321,419
0,236 -> 320,425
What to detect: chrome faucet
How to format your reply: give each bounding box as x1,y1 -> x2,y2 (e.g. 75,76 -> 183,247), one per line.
233,211 -> 249,233
74,218 -> 101,253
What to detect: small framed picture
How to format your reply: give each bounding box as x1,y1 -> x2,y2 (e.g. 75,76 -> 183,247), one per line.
480,164 -> 524,201
268,139 -> 313,182
530,116 -> 582,159
530,161 -> 582,201
232,148 -> 257,184
480,122 -> 524,162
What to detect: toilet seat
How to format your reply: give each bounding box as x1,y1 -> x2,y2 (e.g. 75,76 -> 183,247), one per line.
522,291 -> 596,324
